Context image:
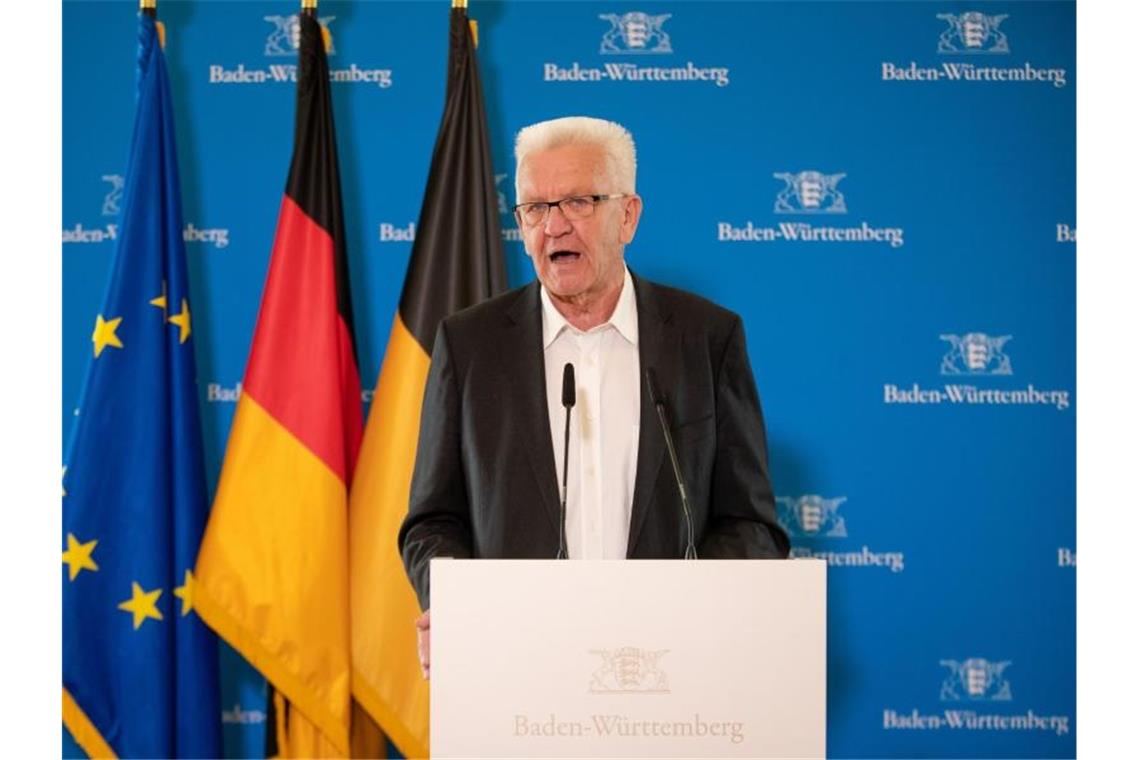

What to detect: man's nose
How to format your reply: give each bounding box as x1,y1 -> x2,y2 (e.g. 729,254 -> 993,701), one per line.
544,204 -> 573,235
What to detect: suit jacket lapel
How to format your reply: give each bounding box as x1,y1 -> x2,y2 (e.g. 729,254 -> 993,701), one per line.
627,273 -> 673,556
505,282 -> 563,536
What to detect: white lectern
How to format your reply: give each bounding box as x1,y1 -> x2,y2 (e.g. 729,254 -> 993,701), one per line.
431,559 -> 826,758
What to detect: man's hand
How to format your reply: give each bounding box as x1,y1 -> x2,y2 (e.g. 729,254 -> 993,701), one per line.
415,609 -> 431,680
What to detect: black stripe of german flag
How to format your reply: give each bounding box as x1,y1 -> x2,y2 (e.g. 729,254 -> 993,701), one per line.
287,12 -> 358,357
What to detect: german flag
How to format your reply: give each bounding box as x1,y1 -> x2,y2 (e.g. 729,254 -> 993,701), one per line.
349,1 -> 507,756
194,10 -> 360,757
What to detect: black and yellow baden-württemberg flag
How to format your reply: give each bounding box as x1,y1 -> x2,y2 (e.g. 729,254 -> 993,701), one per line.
349,1 -> 507,755
62,10 -> 222,759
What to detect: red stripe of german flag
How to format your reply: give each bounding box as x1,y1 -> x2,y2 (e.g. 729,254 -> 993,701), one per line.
195,13 -> 359,758
349,7 -> 507,759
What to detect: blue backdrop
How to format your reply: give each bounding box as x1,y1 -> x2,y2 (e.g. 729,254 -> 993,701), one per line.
62,1 -> 1076,757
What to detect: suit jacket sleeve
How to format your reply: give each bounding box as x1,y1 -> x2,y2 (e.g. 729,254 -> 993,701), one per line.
699,315 -> 790,558
398,321 -> 474,610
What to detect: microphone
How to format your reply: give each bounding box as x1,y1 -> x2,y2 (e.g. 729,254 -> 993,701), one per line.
558,363 -> 575,559
646,367 -> 698,560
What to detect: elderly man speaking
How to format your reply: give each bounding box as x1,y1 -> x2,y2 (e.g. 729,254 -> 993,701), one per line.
398,116 -> 789,678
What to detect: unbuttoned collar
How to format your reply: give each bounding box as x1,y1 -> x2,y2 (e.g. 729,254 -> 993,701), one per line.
540,266 -> 639,349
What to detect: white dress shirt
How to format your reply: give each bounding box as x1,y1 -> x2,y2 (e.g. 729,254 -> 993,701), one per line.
541,267 -> 641,559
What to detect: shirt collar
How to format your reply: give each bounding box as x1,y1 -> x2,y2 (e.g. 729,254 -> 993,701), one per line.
540,266 -> 639,348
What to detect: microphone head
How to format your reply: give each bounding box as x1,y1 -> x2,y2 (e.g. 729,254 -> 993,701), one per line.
645,366 -> 663,405
562,362 -> 576,408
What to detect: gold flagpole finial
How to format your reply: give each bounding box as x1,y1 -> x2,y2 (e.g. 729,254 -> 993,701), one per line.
453,0 -> 469,10
302,0 -> 318,10
140,0 -> 156,16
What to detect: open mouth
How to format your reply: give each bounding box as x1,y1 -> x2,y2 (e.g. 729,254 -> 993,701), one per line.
549,251 -> 582,262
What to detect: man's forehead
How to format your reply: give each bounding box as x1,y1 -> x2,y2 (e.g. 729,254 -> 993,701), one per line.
519,142 -> 606,175
517,144 -> 609,194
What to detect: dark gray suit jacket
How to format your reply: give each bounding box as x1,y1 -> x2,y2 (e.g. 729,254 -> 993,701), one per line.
398,273 -> 789,610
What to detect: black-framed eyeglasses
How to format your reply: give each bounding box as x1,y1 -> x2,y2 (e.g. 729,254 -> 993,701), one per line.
512,194 -> 630,227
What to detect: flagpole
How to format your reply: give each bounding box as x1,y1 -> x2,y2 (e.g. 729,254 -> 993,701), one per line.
454,0 -> 478,48
140,0 -> 155,18
302,0 -> 317,18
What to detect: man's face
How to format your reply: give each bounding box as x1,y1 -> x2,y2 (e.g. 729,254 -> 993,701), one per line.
516,144 -> 642,302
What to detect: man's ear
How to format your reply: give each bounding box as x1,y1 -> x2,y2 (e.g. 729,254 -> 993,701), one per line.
620,194 -> 643,245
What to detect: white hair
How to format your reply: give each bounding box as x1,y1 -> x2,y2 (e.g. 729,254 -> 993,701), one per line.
514,116 -> 637,197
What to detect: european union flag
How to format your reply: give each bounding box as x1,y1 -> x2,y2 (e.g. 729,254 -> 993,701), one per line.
62,13 -> 221,758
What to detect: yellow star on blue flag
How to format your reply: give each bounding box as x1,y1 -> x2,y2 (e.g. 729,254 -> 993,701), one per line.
92,315 -> 123,358
117,582 -> 164,630
62,533 -> 99,581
